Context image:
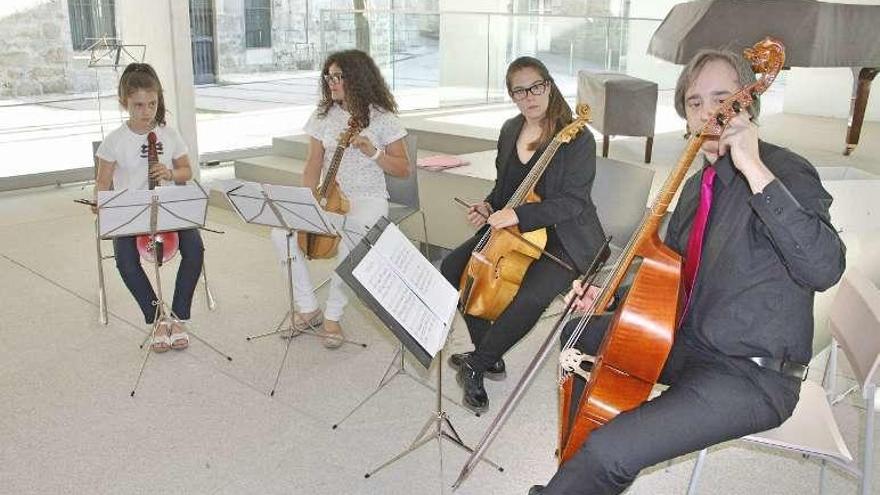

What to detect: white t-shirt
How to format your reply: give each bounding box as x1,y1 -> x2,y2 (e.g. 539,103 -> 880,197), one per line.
304,104 -> 407,199
96,123 -> 189,191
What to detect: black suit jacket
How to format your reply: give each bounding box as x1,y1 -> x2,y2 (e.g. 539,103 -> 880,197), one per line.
666,141 -> 846,366
485,114 -> 606,273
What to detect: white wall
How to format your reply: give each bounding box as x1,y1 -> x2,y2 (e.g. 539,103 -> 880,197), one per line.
117,0 -> 200,178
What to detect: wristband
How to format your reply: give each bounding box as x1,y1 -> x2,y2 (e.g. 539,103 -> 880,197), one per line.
369,147 -> 383,161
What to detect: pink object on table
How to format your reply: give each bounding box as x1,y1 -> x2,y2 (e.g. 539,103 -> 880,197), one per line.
417,155 -> 470,171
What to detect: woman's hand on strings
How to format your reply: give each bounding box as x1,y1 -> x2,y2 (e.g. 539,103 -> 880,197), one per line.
487,207 -> 519,229
564,280 -> 601,313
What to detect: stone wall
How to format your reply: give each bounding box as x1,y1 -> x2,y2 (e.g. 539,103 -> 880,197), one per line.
0,0 -> 73,97
215,0 -> 419,77
0,0 -> 125,99
216,0 -> 315,76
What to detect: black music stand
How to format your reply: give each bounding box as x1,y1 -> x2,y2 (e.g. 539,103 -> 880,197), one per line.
335,217 -> 503,486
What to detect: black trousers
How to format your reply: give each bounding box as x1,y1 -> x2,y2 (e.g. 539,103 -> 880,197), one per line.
544,316 -> 801,495
440,231 -> 576,372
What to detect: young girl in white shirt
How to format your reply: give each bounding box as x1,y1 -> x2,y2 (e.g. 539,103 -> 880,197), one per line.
270,49 -> 410,348
94,63 -> 204,353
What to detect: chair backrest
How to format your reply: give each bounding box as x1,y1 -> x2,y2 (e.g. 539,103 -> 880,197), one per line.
829,268 -> 880,391
385,132 -> 419,210
592,156 -> 655,247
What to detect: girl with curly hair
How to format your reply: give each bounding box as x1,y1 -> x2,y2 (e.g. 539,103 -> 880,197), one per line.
270,49 -> 410,348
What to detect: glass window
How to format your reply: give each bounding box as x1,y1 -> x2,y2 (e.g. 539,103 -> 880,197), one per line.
245,0 -> 272,48
68,0 -> 116,51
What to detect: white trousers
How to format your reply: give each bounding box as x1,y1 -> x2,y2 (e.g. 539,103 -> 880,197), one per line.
270,196 -> 388,321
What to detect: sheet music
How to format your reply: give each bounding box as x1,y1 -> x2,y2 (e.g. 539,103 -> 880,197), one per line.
156,183 -> 208,230
352,223 -> 457,356
97,189 -> 152,237
216,179 -> 343,234
98,184 -> 208,237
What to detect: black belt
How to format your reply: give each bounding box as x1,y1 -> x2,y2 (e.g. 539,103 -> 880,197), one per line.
748,357 -> 809,381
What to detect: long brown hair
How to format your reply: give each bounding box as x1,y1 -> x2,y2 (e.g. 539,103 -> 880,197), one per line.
118,63 -> 167,126
506,57 -> 573,150
317,49 -> 397,127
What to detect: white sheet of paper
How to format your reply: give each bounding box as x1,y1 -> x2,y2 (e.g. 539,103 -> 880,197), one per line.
97,189 -> 152,237
156,183 -> 208,231
217,179 -> 341,234
351,223 -> 457,356
267,184 -> 338,234
216,179 -> 279,226
98,184 -> 207,237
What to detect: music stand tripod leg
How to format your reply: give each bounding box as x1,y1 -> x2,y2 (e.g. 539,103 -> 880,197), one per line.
130,240 -> 234,397
363,350 -> 503,481
130,247 -> 169,397
332,343 -> 407,429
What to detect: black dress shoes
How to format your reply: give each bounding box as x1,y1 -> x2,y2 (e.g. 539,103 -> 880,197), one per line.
455,360 -> 489,413
528,485 -> 545,495
449,352 -> 507,380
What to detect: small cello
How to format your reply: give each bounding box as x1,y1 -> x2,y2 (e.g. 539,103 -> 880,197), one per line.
297,116 -> 363,259
136,131 -> 179,266
458,104 -> 591,321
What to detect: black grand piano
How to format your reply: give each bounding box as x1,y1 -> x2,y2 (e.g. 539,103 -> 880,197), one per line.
648,0 -> 880,155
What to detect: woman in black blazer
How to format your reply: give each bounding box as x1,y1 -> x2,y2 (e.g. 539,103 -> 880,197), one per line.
440,56 -> 606,413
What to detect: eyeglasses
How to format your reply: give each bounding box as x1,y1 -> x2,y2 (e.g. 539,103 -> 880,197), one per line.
323,73 -> 345,85
509,80 -> 550,101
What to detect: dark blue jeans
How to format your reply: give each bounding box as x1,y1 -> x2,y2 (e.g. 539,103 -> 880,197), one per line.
113,229 -> 204,324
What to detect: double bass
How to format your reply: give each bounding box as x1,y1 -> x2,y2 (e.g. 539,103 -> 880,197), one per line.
297,116 -> 363,259
453,37 -> 786,487
459,104 -> 591,321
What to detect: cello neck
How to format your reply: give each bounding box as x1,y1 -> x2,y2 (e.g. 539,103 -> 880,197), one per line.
503,138 -> 562,209
595,135 -> 705,310
147,131 -> 159,190
317,118 -> 362,200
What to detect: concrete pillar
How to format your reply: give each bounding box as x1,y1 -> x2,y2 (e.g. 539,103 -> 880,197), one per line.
116,0 -> 200,178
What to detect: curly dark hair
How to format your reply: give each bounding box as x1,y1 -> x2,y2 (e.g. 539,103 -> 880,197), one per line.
317,49 -> 397,127
118,63 -> 167,126
506,56 -> 573,150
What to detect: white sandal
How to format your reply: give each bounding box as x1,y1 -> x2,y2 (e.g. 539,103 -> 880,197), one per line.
151,322 -> 172,353
169,320 -> 190,350
293,310 -> 324,332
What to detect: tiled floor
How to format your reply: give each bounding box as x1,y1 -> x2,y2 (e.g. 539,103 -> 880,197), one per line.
1,110 -> 878,494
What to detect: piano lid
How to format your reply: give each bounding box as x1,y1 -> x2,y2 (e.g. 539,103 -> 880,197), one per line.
647,0 -> 880,68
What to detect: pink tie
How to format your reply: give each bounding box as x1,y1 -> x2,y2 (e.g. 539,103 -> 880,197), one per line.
682,166 -> 717,298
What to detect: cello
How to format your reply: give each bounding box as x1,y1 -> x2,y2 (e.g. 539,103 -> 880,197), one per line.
459,104 -> 591,321
136,131 -> 179,266
452,37 -> 786,487
297,116 -> 362,259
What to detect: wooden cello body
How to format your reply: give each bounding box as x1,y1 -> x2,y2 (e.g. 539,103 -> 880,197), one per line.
136,131 -> 179,265
296,117 -> 361,259
459,104 -> 591,321
557,37 -> 786,463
